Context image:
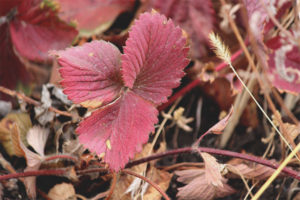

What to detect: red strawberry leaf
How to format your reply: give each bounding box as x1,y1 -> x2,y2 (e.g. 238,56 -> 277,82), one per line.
149,0 -> 215,59
56,12 -> 189,171
9,0 -> 77,62
0,0 -> 21,16
267,36 -> 300,94
77,91 -> 158,171
0,23 -> 29,99
53,40 -> 124,107
57,0 -> 135,37
122,12 -> 189,105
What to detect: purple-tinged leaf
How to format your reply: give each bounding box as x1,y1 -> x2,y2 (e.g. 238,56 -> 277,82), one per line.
0,0 -> 21,16
0,23 -> 29,99
9,0 -> 77,62
267,36 -> 300,94
77,91 -> 158,171
122,12 -> 189,105
54,40 -> 123,107
150,0 -> 215,59
57,0 -> 135,37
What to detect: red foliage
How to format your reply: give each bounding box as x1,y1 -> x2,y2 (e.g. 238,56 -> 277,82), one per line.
54,12 -> 190,171
0,0 -> 77,97
149,0 -> 215,59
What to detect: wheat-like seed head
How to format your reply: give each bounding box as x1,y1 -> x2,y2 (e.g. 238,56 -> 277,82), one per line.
209,32 -> 231,64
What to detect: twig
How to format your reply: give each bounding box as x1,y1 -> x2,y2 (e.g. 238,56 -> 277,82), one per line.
105,172 -> 117,200
0,86 -> 72,117
149,98 -> 181,155
122,169 -> 170,200
126,146 -> 300,181
44,154 -> 78,163
220,0 -> 300,160
253,142 -> 300,200
76,168 -> 108,175
0,169 -> 67,181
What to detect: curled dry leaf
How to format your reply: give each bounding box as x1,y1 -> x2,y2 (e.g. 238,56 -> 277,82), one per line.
48,182 -> 76,200
13,126 -> 49,199
0,112 -> 32,156
207,106 -> 233,134
34,85 -> 55,125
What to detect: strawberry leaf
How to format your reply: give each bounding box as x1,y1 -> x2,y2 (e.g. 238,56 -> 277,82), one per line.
77,91 -> 158,171
56,12 -> 189,171
122,12 -> 189,105
9,0 -> 77,62
267,36 -> 300,94
57,0 -> 135,37
54,40 -> 123,107
150,0 -> 215,59
0,23 -> 29,99
0,0 -> 21,16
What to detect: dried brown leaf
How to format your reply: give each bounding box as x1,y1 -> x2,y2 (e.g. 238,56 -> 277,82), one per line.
207,106 -> 233,134
175,168 -> 235,200
0,112 -> 31,156
227,158 -> 278,180
48,182 -> 76,200
201,152 -> 223,187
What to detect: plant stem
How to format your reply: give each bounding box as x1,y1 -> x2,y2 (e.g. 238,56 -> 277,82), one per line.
45,154 -> 78,163
0,86 -> 72,117
122,169 -> 170,200
126,147 -> 300,181
0,169 -> 67,181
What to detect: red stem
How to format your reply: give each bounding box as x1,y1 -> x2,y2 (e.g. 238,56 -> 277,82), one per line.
158,48 -> 243,111
0,169 -> 66,181
45,154 -> 78,163
126,147 -> 300,180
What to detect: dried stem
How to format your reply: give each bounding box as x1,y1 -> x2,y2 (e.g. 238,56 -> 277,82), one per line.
0,169 -> 67,181
126,146 -> 300,181
220,0 -> 300,160
44,154 -> 78,163
122,169 -> 170,200
253,142 -> 300,200
105,172 -> 117,200
0,86 -> 72,117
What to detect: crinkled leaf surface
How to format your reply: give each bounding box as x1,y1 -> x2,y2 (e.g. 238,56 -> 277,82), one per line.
77,91 -> 158,171
122,12 -> 189,104
267,36 -> 300,94
57,12 -> 189,171
55,40 -> 123,107
9,0 -> 77,61
149,0 -> 214,59
57,0 -> 135,36
207,106 -> 233,134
